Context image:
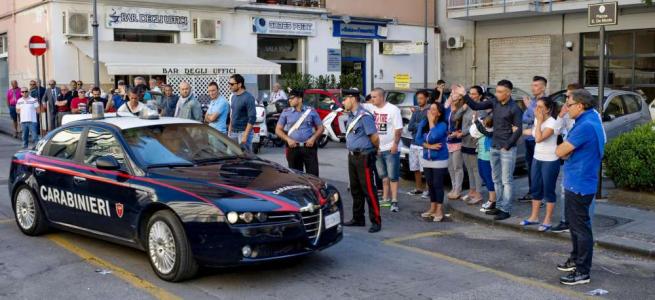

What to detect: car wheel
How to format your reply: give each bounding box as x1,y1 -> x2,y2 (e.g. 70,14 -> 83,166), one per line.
13,186 -> 48,236
317,135 -> 329,148
146,210 -> 198,282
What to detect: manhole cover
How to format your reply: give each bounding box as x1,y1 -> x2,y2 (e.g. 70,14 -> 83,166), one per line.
593,214 -> 632,229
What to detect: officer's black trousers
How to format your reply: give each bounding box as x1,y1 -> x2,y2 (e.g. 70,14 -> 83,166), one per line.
285,146 -> 319,177
348,152 -> 381,225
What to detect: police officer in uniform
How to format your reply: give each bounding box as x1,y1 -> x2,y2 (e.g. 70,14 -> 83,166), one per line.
342,89 -> 382,233
275,89 -> 324,177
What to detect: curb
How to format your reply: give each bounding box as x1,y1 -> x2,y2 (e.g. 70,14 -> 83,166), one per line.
447,202 -> 654,259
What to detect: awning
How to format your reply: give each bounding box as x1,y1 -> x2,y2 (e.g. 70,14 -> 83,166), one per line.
71,41 -> 280,75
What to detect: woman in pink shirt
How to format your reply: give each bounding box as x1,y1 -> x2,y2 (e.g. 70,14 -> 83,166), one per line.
6,80 -> 21,138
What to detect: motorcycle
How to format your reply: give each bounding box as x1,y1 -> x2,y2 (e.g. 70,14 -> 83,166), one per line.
251,104 -> 268,154
264,99 -> 289,147
318,104 -> 347,148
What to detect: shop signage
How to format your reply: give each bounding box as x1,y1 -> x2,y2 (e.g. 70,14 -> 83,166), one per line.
106,6 -> 190,31
588,2 -> 618,27
382,41 -> 423,55
327,49 -> 341,72
332,21 -> 387,39
394,73 -> 410,89
161,67 -> 237,75
252,16 -> 316,36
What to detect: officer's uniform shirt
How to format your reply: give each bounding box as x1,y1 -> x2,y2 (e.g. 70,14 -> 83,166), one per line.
277,105 -> 322,143
346,106 -> 377,151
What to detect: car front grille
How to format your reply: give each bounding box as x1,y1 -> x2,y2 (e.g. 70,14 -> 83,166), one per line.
301,210 -> 322,245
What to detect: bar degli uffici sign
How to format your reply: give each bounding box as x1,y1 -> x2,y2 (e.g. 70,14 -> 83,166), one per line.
106,6 -> 190,31
588,2 -> 618,26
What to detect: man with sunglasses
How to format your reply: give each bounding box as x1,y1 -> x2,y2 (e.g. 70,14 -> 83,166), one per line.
555,89 -> 605,286
15,87 -> 40,149
227,74 -> 256,151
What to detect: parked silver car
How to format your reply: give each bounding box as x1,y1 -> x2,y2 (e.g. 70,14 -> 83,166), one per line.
550,87 -> 652,141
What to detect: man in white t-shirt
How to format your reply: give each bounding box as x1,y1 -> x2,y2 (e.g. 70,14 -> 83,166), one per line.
270,83 -> 287,103
362,88 -> 403,212
16,87 -> 40,149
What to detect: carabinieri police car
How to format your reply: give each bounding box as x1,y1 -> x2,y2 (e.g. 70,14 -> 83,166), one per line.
8,105 -> 343,282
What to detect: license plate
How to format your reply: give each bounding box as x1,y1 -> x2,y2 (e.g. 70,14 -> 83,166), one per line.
324,212 -> 340,229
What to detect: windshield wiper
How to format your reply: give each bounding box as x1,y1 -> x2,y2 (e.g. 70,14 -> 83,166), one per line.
193,155 -> 242,165
146,162 -> 195,169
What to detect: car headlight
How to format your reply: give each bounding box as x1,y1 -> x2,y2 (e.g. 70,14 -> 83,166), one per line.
256,212 -> 267,222
227,211 -> 239,224
331,192 -> 340,205
240,212 -> 254,223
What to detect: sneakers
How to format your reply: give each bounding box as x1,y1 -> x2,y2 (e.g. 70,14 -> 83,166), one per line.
380,199 -> 392,208
485,208 -> 500,215
407,189 -> 423,196
517,193 -> 532,203
551,221 -> 570,233
557,258 -> 576,272
480,201 -> 496,212
390,202 -> 399,212
560,271 -> 590,285
421,191 -> 429,199
494,211 -> 511,220
343,219 -> 365,227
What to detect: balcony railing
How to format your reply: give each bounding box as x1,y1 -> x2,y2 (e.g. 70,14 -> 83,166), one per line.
447,0 -> 533,10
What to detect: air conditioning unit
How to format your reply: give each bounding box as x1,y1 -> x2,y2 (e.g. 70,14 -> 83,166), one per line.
194,19 -> 221,42
63,11 -> 92,37
447,36 -> 464,49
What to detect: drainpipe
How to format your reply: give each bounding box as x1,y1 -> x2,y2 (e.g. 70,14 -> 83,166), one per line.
560,14 -> 565,91
471,21 -> 476,86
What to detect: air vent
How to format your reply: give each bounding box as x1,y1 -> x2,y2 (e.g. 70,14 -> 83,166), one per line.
194,19 -> 220,42
447,36 -> 464,49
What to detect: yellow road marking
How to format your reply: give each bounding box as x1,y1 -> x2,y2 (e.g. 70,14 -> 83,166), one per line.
384,232 -> 589,300
0,218 -> 14,224
47,234 -> 181,300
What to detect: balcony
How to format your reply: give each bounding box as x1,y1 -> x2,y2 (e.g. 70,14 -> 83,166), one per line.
447,0 -> 647,21
238,0 -> 328,14
255,0 -> 325,8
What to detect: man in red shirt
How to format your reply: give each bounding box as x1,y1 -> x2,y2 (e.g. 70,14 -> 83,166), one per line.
71,89 -> 88,114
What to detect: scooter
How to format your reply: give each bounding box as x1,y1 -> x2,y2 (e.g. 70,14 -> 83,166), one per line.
264,99 -> 289,147
251,104 -> 268,154
318,105 -> 347,148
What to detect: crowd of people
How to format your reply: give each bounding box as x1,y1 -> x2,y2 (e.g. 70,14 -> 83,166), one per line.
6,73 -> 605,285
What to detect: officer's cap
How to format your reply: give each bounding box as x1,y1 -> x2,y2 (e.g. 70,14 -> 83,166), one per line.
342,89 -> 360,99
287,88 -> 304,98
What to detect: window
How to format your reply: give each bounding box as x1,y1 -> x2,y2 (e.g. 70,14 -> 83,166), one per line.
604,97 -> 625,118
303,93 -> 319,109
318,96 -> 336,111
114,29 -> 175,43
386,92 -> 408,106
45,127 -> 83,159
0,33 -> 7,57
621,95 -> 642,114
257,36 -> 306,91
84,127 -> 126,168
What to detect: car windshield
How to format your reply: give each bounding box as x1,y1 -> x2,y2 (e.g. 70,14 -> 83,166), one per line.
122,124 -> 244,168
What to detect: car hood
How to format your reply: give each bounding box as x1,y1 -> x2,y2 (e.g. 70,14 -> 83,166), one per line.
148,158 -> 325,213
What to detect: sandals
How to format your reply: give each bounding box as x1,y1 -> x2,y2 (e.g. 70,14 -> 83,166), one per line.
538,224 -> 552,232
421,211 -> 435,218
432,214 -> 444,222
520,219 -> 539,226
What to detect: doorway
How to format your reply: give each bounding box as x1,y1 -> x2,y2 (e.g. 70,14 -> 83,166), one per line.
341,42 -> 367,94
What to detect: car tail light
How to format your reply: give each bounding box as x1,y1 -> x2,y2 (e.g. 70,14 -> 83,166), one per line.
253,127 -> 261,133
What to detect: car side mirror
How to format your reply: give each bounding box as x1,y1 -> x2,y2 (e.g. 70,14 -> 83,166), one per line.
96,156 -> 121,170
602,114 -> 615,122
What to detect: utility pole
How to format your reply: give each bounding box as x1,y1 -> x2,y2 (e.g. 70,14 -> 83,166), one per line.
596,24 -> 605,199
92,0 -> 100,88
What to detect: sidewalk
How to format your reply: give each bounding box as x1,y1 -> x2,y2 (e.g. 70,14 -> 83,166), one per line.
448,174 -> 655,258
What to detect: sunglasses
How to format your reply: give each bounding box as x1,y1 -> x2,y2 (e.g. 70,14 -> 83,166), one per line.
228,82 -> 238,86
21,91 -> 29,93
566,102 -> 580,108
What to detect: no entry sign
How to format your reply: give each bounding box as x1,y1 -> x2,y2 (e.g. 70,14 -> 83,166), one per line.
28,36 -> 47,56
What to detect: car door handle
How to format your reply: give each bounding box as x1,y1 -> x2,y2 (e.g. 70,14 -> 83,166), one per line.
34,168 -> 45,176
73,176 -> 86,184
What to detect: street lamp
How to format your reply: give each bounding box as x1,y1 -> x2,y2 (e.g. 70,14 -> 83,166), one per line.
92,0 -> 99,88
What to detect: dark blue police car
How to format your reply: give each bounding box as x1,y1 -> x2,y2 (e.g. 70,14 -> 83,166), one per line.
8,111 -> 343,282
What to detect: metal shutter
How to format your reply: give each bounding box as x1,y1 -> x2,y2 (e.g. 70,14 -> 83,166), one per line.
489,35 -> 551,93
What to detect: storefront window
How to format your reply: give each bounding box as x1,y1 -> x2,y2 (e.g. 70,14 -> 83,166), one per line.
581,29 -> 655,101
114,29 -> 176,43
257,36 -> 306,91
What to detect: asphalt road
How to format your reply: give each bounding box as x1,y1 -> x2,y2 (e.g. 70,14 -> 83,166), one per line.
1,136 -> 654,300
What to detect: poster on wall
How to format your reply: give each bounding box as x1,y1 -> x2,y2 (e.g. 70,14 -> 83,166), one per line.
252,16 -> 316,36
382,42 -> 423,55
106,6 -> 190,31
327,49 -> 341,72
394,73 -> 410,89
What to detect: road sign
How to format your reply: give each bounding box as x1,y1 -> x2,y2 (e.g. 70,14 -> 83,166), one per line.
28,36 -> 47,56
588,2 -> 618,27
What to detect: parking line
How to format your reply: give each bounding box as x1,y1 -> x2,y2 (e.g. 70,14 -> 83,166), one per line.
384,232 -> 588,300
47,234 -> 181,300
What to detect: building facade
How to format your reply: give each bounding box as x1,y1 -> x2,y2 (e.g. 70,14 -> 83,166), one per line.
440,0 -> 655,101
0,0 -> 441,118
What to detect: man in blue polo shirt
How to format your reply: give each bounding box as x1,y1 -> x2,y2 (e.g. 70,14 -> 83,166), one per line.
555,89 -> 606,286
